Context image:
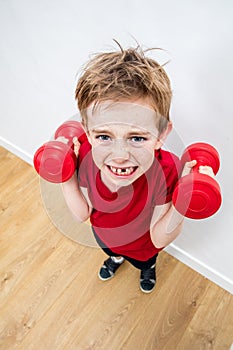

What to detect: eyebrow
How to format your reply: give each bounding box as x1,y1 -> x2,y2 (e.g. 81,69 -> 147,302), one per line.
91,128 -> 113,135
128,130 -> 151,136
91,128 -> 151,136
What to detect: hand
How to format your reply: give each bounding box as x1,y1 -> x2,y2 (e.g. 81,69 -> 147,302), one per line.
181,160 -> 215,178
181,160 -> 197,177
73,137 -> 80,157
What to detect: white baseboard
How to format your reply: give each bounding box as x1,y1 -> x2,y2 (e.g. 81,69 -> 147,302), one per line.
1,138 -> 232,294
165,243 -> 233,294
0,137 -> 33,166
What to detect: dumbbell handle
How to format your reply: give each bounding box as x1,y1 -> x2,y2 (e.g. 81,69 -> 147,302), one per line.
189,162 -> 208,175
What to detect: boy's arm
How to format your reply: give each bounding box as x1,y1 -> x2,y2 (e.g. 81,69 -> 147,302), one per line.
62,174 -> 92,222
62,136 -> 92,222
150,202 -> 184,248
150,160 -> 215,248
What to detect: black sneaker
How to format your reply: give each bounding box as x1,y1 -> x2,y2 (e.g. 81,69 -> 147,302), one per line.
140,264 -> 156,293
98,257 -> 124,281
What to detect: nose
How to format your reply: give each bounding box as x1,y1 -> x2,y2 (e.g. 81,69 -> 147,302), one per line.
111,139 -> 130,163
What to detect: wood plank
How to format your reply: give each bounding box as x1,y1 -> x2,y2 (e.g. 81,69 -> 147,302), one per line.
177,284 -> 233,350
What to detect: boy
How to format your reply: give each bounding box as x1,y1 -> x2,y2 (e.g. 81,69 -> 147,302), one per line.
62,44 -> 213,293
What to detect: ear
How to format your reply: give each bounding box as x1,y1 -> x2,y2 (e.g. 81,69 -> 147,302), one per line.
154,121 -> 173,150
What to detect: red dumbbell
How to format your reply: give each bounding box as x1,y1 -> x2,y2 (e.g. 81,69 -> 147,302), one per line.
34,121 -> 86,183
172,142 -> 222,219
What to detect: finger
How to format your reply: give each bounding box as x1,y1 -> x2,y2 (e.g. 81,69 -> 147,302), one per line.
186,160 -> 197,168
199,165 -> 215,178
73,137 -> 78,144
181,160 -> 197,177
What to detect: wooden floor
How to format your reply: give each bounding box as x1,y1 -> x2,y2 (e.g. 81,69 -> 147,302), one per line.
0,146 -> 233,350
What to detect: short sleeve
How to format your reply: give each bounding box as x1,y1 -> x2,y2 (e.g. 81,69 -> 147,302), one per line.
76,139 -> 92,188
153,150 -> 182,206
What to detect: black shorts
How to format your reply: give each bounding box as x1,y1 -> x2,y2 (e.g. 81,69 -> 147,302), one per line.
92,227 -> 158,270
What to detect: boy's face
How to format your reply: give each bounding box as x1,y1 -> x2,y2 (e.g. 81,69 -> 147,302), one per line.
85,98 -> 171,191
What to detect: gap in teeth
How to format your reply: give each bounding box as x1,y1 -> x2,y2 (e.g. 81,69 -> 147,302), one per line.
110,166 -> 134,175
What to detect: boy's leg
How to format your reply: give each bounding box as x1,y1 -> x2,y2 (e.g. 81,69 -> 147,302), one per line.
122,254 -> 158,294
92,226 -> 157,289
91,228 -> 125,281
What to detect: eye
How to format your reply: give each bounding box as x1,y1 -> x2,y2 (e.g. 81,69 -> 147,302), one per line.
96,134 -> 111,142
130,136 -> 147,143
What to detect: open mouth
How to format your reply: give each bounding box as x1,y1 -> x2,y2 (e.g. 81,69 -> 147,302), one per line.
107,165 -> 138,177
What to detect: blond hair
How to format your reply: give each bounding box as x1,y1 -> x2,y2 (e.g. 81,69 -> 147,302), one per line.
75,42 -> 172,131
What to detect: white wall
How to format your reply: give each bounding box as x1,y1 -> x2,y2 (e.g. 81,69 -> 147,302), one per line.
1,0 -> 232,293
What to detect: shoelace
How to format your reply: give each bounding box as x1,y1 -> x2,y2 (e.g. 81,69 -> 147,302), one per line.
141,266 -> 155,281
106,259 -> 122,273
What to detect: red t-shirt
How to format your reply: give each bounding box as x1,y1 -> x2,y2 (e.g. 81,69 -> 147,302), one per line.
77,137 -> 181,261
